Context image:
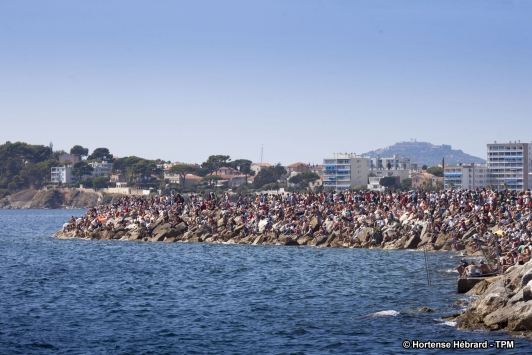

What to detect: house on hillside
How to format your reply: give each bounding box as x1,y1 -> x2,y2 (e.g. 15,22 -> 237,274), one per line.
286,162 -> 311,174
58,153 -> 80,165
218,166 -> 239,175
88,161 -> 113,177
250,163 -> 272,175
110,173 -> 126,183
51,166 -> 75,184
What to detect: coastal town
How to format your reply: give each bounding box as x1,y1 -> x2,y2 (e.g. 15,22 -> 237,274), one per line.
3,139 -> 532,335
43,140 -> 532,196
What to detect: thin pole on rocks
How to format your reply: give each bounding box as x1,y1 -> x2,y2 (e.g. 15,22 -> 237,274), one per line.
423,245 -> 432,286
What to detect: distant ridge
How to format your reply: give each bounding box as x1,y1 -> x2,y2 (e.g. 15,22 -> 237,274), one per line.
362,141 -> 486,167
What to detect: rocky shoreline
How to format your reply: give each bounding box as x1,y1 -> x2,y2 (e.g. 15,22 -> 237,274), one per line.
452,262 -> 532,336
54,208 -> 478,252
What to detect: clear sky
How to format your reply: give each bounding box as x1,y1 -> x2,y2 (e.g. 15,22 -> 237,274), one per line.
1,0 -> 531,165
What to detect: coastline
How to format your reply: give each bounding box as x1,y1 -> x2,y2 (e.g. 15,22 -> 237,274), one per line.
52,189 -> 532,337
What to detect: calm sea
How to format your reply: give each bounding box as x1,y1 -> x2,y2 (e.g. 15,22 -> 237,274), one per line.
0,209 -> 529,354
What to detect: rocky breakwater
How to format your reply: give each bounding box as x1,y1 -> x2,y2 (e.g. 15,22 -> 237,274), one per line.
453,261 -> 532,335
53,208 -> 479,253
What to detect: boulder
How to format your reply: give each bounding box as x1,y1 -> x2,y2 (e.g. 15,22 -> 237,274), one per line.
164,237 -> 176,242
279,235 -> 299,246
309,217 -> 321,232
523,281 -> 532,301
466,280 -> 489,295
314,235 -> 328,246
483,306 -> 510,329
522,268 -> 532,287
506,301 -> 532,331
297,236 -> 311,246
404,233 -> 421,249
151,233 -> 165,242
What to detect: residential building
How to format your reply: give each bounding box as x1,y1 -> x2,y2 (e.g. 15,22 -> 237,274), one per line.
487,142 -> 531,191
51,166 -> 75,184
58,153 -> 80,165
164,172 -> 202,186
89,161 -> 113,177
411,172 -> 438,189
250,163 -> 272,175
367,177 -> 385,192
323,153 -> 370,190
110,173 -> 126,183
369,154 -> 411,170
286,162 -> 311,174
443,163 -> 489,190
310,164 -> 323,177
218,166 -> 239,175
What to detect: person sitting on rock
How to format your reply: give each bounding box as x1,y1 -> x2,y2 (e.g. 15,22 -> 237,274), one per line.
478,260 -> 491,274
465,261 -> 481,276
454,258 -> 469,277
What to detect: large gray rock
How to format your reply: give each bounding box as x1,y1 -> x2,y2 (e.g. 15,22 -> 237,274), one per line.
404,233 -> 421,249
522,268 -> 532,287
506,301 -> 532,331
523,281 -> 532,301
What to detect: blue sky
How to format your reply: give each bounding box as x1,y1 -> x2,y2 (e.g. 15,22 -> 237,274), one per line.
1,0 -> 531,165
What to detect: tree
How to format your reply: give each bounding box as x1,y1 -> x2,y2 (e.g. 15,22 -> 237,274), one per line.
379,176 -> 398,189
231,159 -> 252,185
71,161 -> 94,182
201,155 -> 231,176
202,175 -> 223,190
253,163 -> 287,189
289,171 -> 320,189
426,166 -> 444,177
169,164 -> 199,188
386,162 -> 392,170
422,165 -> 428,170
87,148 -> 113,162
401,178 -> 412,191
70,145 -> 89,160
92,176 -> 108,189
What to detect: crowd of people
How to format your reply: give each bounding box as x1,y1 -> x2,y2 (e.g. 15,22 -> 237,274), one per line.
61,188 -> 532,275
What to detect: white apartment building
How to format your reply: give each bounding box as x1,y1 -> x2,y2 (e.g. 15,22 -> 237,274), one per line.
323,153 -> 369,190
89,161 -> 113,177
443,163 -> 489,190
51,167 -> 74,184
487,142 -> 531,191
369,154 -> 411,170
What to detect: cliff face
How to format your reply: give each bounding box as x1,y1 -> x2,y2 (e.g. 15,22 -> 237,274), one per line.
0,188 -> 101,209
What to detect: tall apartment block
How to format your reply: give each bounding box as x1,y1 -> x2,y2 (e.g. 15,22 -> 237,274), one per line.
487,142 -> 531,191
323,153 -> 369,190
443,163 -> 489,190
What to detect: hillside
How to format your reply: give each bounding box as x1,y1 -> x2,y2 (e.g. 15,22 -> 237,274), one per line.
362,141 -> 486,167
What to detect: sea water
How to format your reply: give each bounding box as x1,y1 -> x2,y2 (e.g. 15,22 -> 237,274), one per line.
0,209 -> 530,354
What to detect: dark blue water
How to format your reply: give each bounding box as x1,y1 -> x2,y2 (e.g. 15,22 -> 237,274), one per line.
0,210 -> 530,354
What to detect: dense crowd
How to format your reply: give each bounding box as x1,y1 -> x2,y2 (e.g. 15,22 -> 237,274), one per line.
62,188 -> 532,274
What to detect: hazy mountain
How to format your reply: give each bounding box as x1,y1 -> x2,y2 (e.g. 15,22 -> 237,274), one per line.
362,141 -> 486,167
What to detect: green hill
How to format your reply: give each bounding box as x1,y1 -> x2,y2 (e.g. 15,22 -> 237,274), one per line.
362,141 -> 485,167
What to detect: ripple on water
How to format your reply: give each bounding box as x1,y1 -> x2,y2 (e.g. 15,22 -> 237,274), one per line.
0,209 -> 530,354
